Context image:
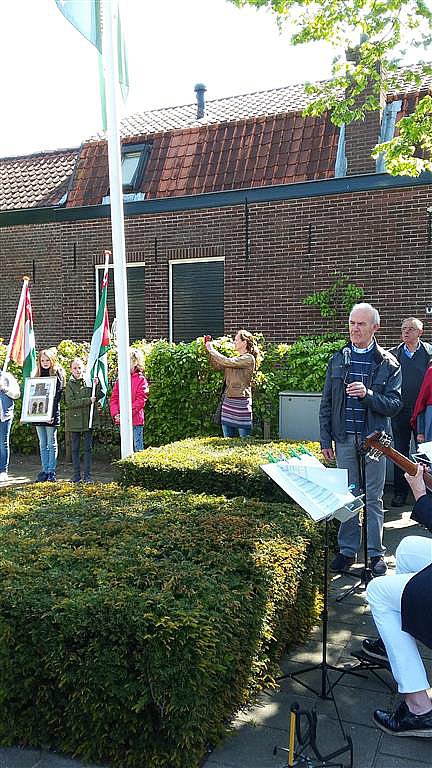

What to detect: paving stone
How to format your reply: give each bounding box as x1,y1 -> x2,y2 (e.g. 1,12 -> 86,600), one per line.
0,749 -> 43,768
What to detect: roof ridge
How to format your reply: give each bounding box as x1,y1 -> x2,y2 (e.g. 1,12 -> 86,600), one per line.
0,147 -> 80,163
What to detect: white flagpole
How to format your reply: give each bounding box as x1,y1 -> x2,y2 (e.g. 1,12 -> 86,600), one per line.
3,276 -> 29,374
102,0 -> 133,458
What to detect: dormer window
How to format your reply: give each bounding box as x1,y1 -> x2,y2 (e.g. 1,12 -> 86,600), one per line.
121,142 -> 152,191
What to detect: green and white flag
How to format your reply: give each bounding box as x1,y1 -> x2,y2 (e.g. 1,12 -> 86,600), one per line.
55,0 -> 129,129
85,258 -> 110,408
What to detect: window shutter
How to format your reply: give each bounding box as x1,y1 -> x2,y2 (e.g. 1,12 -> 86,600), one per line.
172,260 -> 224,343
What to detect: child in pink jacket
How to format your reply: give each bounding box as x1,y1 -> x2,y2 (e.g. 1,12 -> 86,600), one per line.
109,348 -> 149,451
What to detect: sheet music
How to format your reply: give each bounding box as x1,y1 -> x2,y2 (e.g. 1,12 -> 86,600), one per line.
261,455 -> 363,523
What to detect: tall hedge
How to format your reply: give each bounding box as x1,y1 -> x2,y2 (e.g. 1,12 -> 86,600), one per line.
0,332 -> 345,454
0,483 -> 322,768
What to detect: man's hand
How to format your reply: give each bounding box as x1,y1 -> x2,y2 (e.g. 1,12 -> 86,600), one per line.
417,433 -> 425,444
405,464 -> 427,501
346,381 -> 367,399
322,447 -> 335,462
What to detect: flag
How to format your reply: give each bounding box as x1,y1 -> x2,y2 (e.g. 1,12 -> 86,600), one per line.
8,279 -> 37,381
85,263 -> 110,407
55,0 -> 129,129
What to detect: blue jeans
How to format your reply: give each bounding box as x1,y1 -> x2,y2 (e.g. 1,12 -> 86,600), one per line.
133,425 -> 144,451
36,425 -> 58,475
0,418 -> 12,473
222,422 -> 252,438
335,433 -> 386,557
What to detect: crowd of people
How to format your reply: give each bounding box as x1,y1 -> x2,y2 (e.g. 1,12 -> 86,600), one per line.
0,346 -> 150,484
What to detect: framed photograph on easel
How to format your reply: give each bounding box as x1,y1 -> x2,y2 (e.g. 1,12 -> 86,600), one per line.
20,377 -> 56,423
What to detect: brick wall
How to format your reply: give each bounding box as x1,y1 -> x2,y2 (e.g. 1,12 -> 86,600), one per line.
0,183 -> 431,349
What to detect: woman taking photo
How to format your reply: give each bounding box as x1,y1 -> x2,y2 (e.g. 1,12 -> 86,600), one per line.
204,330 -> 261,438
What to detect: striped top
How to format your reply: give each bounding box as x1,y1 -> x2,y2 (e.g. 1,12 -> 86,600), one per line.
221,396 -> 252,427
345,344 -> 375,435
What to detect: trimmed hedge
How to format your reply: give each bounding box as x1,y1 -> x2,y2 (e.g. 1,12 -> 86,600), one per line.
0,483 -> 322,768
116,437 -> 322,501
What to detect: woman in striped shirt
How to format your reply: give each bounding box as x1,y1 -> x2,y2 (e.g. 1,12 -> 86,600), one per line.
205,330 -> 261,438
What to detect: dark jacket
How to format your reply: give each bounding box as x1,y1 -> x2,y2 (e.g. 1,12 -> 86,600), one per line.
401,492 -> 432,648
389,340 -> 432,414
65,376 -> 101,432
319,342 -> 402,449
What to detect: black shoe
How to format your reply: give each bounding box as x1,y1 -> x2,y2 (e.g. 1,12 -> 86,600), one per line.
391,494 -> 407,508
330,553 -> 356,572
362,637 -> 388,662
69,476 -> 81,483
46,473 -> 57,482
370,556 -> 387,576
373,700 -> 432,737
36,471 -> 47,482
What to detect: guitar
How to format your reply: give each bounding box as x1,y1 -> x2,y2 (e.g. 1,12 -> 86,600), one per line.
363,431 -> 432,492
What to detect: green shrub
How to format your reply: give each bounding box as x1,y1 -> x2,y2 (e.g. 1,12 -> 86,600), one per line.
1,331 -> 345,453
0,483 -> 322,768
116,436 -> 322,501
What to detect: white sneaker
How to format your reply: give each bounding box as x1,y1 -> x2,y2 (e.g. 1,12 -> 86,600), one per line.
0,472 -> 8,482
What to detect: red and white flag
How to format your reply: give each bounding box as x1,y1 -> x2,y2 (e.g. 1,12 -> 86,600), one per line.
4,277 -> 36,379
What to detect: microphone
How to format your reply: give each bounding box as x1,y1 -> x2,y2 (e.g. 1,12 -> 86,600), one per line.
342,346 -> 351,368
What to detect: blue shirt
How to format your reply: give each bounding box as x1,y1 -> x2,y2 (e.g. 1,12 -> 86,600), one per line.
345,342 -> 375,435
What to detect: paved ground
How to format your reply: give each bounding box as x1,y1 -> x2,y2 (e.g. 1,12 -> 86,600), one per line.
0,459 -> 431,768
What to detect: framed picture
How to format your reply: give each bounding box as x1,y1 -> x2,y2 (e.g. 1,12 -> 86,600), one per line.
20,377 -> 56,423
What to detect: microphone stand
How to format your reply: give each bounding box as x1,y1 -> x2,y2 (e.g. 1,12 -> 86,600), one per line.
336,375 -> 373,602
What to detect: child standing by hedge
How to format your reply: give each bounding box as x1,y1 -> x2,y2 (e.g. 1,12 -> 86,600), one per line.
34,347 -> 65,482
110,348 -> 149,451
65,357 -> 100,483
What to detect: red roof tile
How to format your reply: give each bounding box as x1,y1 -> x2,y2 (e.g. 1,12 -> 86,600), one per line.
0,148 -> 78,211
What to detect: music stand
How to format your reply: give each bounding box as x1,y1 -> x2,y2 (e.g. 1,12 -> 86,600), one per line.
280,515 -> 368,699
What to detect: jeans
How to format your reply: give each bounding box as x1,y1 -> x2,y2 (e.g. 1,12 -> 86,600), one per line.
71,430 -> 93,480
367,536 -> 432,693
0,418 -> 12,473
222,422 -> 251,438
133,425 -> 144,452
36,425 -> 58,475
335,433 -> 386,557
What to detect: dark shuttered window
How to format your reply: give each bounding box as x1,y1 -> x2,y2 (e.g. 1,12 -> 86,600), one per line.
171,259 -> 224,343
97,265 -> 145,343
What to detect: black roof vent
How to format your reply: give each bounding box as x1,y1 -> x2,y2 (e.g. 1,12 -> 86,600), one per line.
194,83 -> 207,119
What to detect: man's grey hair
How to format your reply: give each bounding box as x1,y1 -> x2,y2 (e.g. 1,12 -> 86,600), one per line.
402,316 -> 423,330
349,303 -> 380,325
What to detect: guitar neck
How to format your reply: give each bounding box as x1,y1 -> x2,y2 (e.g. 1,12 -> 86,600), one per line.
384,445 -> 432,491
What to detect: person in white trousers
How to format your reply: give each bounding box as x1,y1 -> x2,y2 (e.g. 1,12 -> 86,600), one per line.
363,464 -> 432,736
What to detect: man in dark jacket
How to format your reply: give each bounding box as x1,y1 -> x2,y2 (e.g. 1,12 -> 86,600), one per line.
389,318 -> 432,507
363,465 -> 432,737
320,303 -> 402,576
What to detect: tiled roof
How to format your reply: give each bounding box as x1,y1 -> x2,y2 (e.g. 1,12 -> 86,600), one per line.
0,148 -> 78,211
114,65 -> 432,140
67,112 -> 340,207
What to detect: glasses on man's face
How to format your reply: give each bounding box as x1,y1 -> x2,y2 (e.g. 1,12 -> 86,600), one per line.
402,327 -> 419,333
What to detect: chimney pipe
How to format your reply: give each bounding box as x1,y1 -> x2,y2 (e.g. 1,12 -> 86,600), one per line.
194,83 -> 206,119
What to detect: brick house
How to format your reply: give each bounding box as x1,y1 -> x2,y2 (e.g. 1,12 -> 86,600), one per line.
0,72 -> 431,348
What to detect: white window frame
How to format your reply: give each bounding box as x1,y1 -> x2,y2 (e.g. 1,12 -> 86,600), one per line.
168,257 -> 224,343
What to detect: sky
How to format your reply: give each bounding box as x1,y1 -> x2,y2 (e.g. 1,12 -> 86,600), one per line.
1,0 -> 340,158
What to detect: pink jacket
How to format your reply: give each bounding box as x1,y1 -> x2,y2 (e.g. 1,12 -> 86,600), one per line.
109,371 -> 149,426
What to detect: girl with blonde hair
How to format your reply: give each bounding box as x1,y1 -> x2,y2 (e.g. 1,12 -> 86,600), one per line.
34,347 -> 65,482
